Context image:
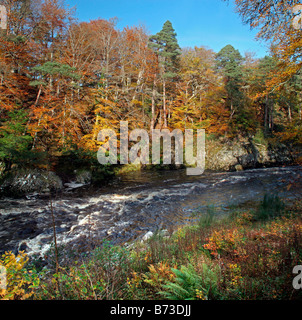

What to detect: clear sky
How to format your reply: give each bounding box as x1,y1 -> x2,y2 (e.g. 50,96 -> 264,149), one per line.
66,0 -> 270,58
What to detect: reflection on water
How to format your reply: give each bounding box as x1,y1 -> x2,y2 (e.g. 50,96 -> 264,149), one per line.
0,166 -> 301,257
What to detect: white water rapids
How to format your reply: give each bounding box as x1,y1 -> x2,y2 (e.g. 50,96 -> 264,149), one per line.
0,166 -> 301,258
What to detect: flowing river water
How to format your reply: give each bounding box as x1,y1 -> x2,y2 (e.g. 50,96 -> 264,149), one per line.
0,166 -> 301,258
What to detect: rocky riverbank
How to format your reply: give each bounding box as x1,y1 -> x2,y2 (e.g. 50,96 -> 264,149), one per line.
0,137 -> 300,197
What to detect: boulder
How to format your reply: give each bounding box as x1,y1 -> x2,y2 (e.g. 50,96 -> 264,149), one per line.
0,168 -> 63,196
74,170 -> 92,185
141,231 -> 154,242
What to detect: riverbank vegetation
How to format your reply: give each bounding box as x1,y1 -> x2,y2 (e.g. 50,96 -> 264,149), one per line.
1,194 -> 302,300
1,0 -> 302,183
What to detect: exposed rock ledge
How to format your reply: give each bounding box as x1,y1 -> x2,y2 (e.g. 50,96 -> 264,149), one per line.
205,138 -> 295,171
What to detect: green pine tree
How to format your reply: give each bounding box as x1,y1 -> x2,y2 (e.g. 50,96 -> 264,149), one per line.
253,56 -> 277,132
149,20 -> 181,79
216,44 -> 244,112
149,21 -> 181,127
0,110 -> 34,172
216,45 -> 250,132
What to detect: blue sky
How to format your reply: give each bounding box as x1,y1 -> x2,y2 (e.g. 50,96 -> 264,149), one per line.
66,0 -> 270,58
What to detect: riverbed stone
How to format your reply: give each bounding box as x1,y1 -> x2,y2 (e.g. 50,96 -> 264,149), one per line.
235,164 -> 244,172
141,231 -> 154,242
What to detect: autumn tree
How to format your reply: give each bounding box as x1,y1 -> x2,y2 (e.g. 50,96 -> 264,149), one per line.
228,0 -> 302,90
170,46 -> 229,134
0,0 -> 38,172
229,0 -> 302,142
78,21 -> 158,150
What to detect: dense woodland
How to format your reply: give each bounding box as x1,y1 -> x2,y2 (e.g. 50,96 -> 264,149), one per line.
0,0 -> 302,174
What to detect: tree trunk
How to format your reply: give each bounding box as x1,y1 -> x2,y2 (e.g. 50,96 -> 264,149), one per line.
163,79 -> 167,127
287,103 -> 292,122
151,78 -> 157,131
268,101 -> 274,130
49,51 -> 53,92
34,85 -> 43,107
132,70 -> 144,101
93,115 -> 100,141
264,95 -> 269,131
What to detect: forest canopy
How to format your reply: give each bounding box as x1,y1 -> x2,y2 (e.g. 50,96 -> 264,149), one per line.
0,0 -> 301,173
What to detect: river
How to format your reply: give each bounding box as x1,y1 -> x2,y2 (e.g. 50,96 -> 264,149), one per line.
0,166 -> 301,258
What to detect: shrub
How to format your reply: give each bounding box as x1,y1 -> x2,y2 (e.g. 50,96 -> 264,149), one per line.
0,251 -> 39,300
36,242 -> 132,300
143,262 -> 176,295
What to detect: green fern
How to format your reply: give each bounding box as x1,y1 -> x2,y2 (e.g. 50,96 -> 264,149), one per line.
159,264 -> 220,300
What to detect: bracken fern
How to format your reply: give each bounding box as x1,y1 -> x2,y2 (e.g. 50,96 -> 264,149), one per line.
159,264 -> 220,300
